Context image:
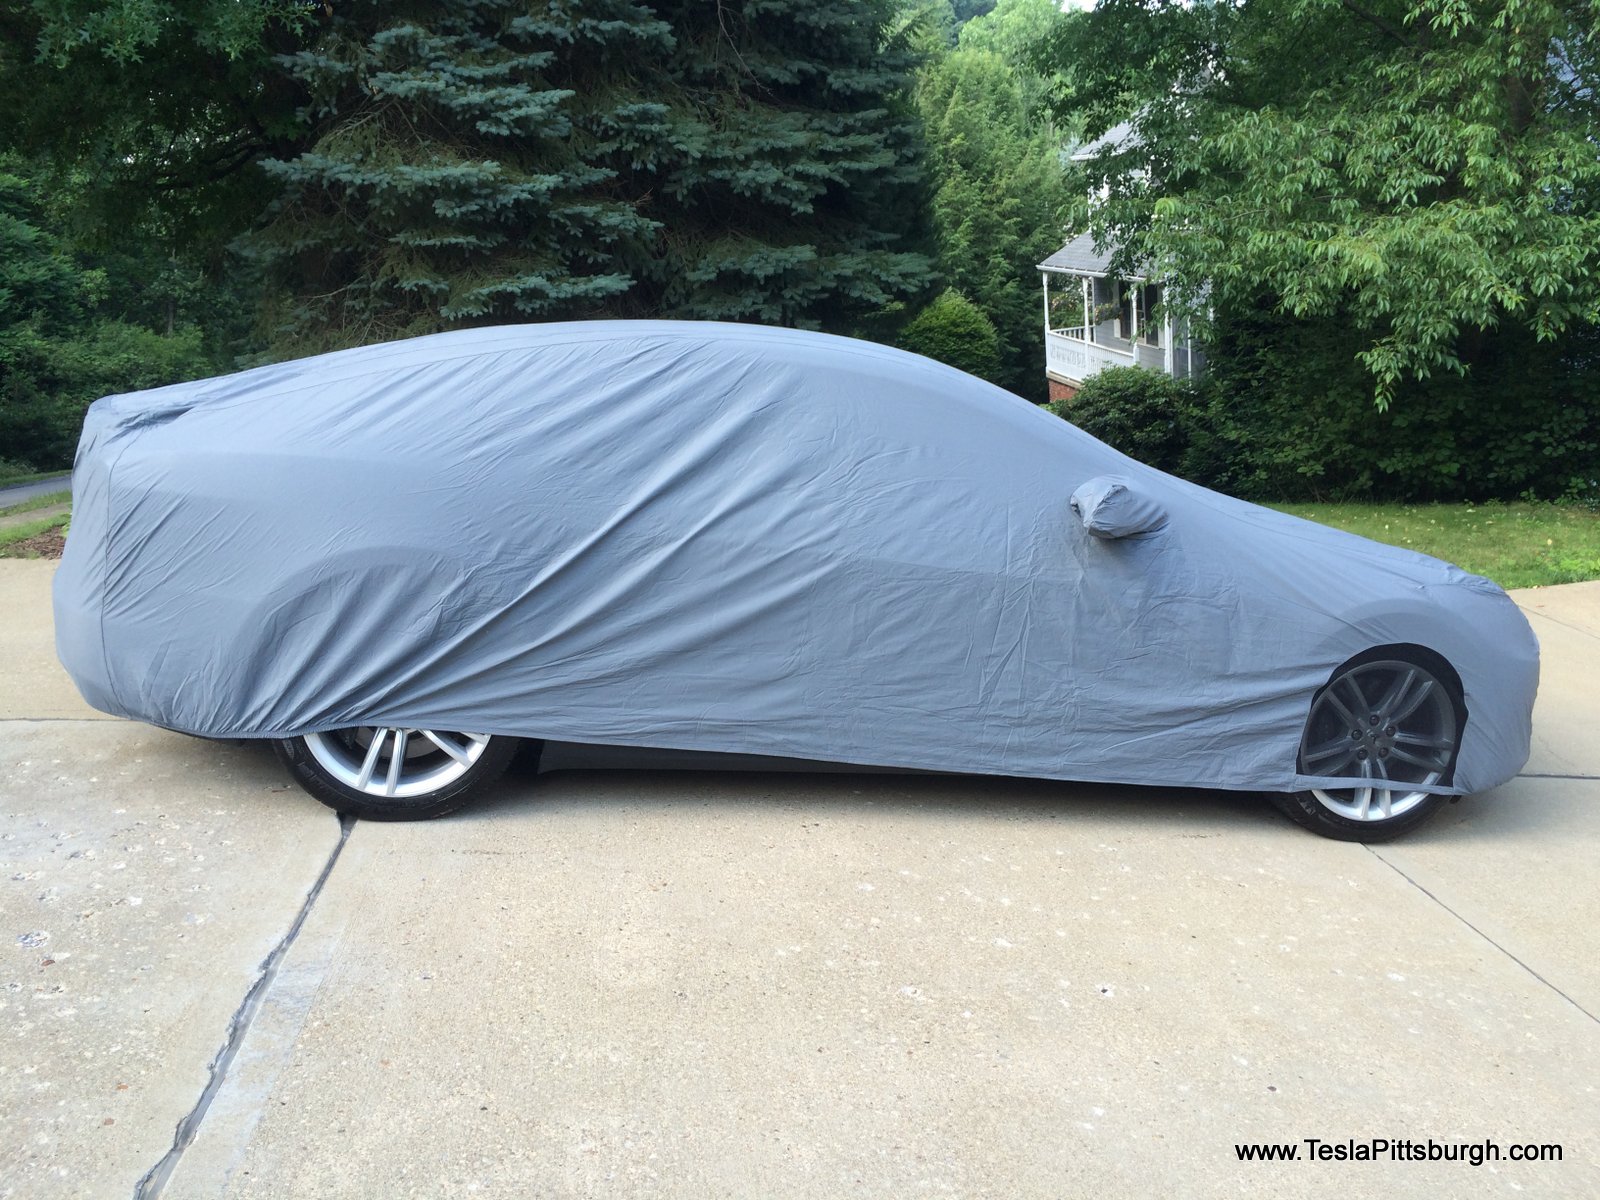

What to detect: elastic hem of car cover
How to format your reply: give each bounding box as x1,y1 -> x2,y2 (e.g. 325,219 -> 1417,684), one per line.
113,717 -> 1473,798
1289,772 -> 1466,796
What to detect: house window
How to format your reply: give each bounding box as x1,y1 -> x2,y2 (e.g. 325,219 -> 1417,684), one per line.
1141,285 -> 1161,346
1113,281 -> 1163,344
1093,278 -> 1114,329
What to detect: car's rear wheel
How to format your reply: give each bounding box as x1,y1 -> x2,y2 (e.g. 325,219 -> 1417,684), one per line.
1273,653 -> 1462,842
272,727 -> 524,820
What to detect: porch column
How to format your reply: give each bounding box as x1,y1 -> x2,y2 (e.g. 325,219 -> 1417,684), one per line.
1130,283 -> 1139,347
1082,277 -> 1091,342
1042,271 -> 1051,334
1163,307 -> 1173,375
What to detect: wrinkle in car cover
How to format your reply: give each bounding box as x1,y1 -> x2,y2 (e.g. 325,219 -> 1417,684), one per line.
54,322 -> 1538,797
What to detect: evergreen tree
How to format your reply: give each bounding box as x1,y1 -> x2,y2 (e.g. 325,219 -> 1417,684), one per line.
247,1 -> 935,352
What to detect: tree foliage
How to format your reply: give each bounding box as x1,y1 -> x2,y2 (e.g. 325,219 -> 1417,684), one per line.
246,1 -> 935,351
0,1 -> 318,248
1039,0 -> 1600,403
4,2 -> 936,355
1046,324 -> 1599,503
898,288 -> 1003,379
916,0 -> 1067,398
1187,309 -> 1600,501
0,156 -> 212,468
1046,365 -> 1190,473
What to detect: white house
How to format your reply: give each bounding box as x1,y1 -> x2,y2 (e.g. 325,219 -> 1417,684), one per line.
1038,238 -> 1203,402
1039,124 -> 1203,403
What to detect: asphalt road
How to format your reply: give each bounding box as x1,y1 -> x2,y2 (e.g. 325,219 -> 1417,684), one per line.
0,473 -> 72,508
4,560 -> 1598,1199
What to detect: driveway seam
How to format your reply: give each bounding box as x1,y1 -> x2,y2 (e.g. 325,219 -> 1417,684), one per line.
1522,607 -> 1600,642
1,716 -> 123,722
132,814 -> 354,1200
1366,845 -> 1598,1027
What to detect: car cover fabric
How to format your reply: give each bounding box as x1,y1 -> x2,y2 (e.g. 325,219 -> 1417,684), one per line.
54,321 -> 1538,797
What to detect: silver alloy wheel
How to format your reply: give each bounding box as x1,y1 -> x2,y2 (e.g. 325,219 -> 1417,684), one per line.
301,728 -> 492,799
1298,659 -> 1458,822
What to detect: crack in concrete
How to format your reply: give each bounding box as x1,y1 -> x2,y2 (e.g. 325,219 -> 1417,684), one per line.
1367,845 -> 1598,1027
1517,772 -> 1600,781
132,814 -> 355,1200
1523,607 -> 1600,643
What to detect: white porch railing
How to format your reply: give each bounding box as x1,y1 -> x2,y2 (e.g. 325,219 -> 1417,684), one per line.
1133,343 -> 1166,371
1045,327 -> 1134,384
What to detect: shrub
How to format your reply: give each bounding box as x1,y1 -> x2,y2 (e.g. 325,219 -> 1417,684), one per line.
1190,308 -> 1600,503
897,289 -> 1003,383
1046,365 -> 1195,474
1043,309 -> 1600,504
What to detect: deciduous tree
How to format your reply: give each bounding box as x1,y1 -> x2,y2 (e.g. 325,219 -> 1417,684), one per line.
915,0 -> 1067,395
0,156 -> 210,467
1039,0 -> 1600,403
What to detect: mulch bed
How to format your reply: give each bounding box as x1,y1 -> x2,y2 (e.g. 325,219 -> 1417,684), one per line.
5,528 -> 66,559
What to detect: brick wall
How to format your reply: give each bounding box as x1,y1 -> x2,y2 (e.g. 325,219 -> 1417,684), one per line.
1047,378 -> 1078,405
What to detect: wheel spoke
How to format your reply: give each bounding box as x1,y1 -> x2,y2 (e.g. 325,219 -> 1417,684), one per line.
1395,730 -> 1454,752
1372,668 -> 1417,721
356,729 -> 386,791
1302,660 -> 1454,827
1303,738 -> 1354,765
1389,677 -> 1436,724
1370,755 -> 1397,818
300,727 -> 492,804
1323,684 -> 1367,730
1317,748 -> 1360,774
1389,744 -> 1448,771
1353,759 -> 1376,819
384,729 -> 408,796
422,729 -> 472,765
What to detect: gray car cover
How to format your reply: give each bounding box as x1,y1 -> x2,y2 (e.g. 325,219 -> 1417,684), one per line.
55,321 -> 1538,797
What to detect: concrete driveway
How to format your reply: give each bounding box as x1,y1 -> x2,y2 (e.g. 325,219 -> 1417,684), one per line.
3,559 -> 1597,1198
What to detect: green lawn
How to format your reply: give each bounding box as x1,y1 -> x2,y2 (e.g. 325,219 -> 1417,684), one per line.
0,489 -> 71,518
0,465 -> 70,489
0,490 -> 71,556
1270,501 -> 1600,589
0,512 -> 70,554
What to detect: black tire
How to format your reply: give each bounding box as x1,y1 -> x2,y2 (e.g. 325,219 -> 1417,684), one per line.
508,736 -> 548,778
272,727 -> 525,821
1272,648 -> 1464,843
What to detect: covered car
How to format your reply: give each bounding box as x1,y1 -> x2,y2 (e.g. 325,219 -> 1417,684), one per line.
54,321 -> 1538,839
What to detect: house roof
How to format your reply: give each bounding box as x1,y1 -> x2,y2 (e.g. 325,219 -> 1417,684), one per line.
1038,232 -> 1118,277
1068,121 -> 1138,162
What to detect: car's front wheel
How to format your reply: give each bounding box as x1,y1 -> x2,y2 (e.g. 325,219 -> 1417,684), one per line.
273,727 -> 523,820
1273,652 -> 1463,842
